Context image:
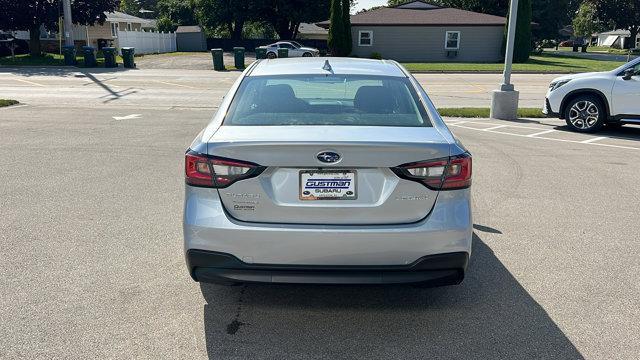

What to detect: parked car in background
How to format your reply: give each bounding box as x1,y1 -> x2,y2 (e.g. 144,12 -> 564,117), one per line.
0,32 -> 29,57
183,58 -> 472,287
544,57 -> 640,132
259,41 -> 320,59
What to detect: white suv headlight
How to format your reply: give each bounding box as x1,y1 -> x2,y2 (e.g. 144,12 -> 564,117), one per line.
549,80 -> 571,91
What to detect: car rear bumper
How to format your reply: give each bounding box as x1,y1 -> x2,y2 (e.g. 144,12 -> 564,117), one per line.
184,185 -> 472,275
188,249 -> 468,285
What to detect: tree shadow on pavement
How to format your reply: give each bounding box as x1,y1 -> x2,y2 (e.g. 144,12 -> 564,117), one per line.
201,234 -> 583,359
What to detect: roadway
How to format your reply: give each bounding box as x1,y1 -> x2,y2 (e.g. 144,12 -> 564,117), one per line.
0,66 -> 556,109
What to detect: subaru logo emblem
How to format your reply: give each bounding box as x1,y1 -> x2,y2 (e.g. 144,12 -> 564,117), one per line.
317,151 -> 341,163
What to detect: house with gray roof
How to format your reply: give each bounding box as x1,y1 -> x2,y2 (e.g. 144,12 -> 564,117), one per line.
317,0 -> 508,62
595,30 -> 640,49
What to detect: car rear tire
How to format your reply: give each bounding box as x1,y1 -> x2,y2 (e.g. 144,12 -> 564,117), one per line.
564,95 -> 605,133
267,52 -> 277,59
302,52 -> 312,57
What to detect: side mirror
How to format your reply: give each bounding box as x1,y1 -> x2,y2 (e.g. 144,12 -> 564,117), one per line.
623,68 -> 635,80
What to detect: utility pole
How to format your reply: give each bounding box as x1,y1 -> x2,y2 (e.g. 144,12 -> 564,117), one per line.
490,0 -> 519,120
62,0 -> 74,46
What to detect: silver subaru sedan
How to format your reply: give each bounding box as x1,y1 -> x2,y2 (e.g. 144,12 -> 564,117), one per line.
184,57 -> 472,286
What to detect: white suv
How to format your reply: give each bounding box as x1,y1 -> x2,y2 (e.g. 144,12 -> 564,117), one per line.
544,57 -> 640,132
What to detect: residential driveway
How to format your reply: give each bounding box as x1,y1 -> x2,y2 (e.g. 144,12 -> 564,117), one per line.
135,52 -> 257,70
1,67 -> 639,359
548,50 -> 638,62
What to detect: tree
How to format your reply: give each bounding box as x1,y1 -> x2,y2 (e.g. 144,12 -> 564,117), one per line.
342,0 -> 353,55
260,0 -> 331,40
120,0 -> 141,15
328,0 -> 345,55
504,0 -> 532,62
572,1 -> 602,39
591,0 -> 640,49
156,0 -> 197,32
531,0 -> 570,40
195,0 -> 259,41
0,0 -> 119,56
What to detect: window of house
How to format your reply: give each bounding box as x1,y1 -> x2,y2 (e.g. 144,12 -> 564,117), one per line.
127,23 -> 132,31
111,22 -> 118,37
445,31 -> 460,50
359,31 -> 373,46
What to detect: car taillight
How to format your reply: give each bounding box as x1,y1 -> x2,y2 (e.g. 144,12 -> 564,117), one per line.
185,150 -> 265,188
393,153 -> 472,190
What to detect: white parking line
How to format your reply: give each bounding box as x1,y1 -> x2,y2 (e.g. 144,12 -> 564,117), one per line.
580,136 -> 607,144
445,120 -> 468,126
153,80 -> 200,90
527,129 -> 556,137
483,125 -> 509,131
14,78 -> 46,87
450,123 -> 639,151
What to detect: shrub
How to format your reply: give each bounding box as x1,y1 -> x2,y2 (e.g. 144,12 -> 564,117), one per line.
369,52 -> 382,60
513,0 -> 532,63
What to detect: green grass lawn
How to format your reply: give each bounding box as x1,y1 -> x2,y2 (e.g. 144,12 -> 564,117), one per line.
403,53 -> 625,73
0,99 -> 19,107
438,107 -> 545,118
0,52 -> 124,67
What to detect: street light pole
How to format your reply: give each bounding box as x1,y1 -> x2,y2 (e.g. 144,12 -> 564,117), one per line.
501,0 -> 519,91
62,0 -> 74,46
490,0 -> 520,120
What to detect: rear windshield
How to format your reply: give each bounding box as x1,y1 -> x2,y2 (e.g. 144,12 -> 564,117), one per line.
223,75 -> 432,127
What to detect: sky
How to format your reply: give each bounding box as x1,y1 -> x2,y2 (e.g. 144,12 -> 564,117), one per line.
352,0 -> 388,14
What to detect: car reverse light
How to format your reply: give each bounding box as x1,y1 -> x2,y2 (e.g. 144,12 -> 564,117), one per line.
393,153 -> 472,190
185,150 -> 265,188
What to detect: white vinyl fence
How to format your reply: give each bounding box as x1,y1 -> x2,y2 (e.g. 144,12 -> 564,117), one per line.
118,30 -> 176,55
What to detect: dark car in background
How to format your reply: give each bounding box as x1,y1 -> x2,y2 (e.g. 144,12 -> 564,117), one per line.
0,32 -> 30,57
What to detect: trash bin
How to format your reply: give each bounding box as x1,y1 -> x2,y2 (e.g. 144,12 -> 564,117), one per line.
82,46 -> 96,67
121,47 -> 135,68
255,47 -> 267,60
102,47 -> 117,68
233,47 -> 245,69
62,45 -> 76,66
211,48 -> 225,71
277,48 -> 288,58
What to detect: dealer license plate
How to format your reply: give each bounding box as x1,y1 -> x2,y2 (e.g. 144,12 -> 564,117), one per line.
299,170 -> 357,200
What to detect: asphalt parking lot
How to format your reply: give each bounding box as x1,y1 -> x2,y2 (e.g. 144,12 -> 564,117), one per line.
1,67 -> 639,359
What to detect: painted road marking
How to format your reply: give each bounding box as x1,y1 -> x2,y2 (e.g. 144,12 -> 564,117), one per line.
581,136 -> 607,144
484,125 -> 509,131
14,78 -> 46,87
527,129 -> 556,137
445,120 -> 468,126
113,114 -> 142,120
449,123 -> 639,151
153,80 -> 200,90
